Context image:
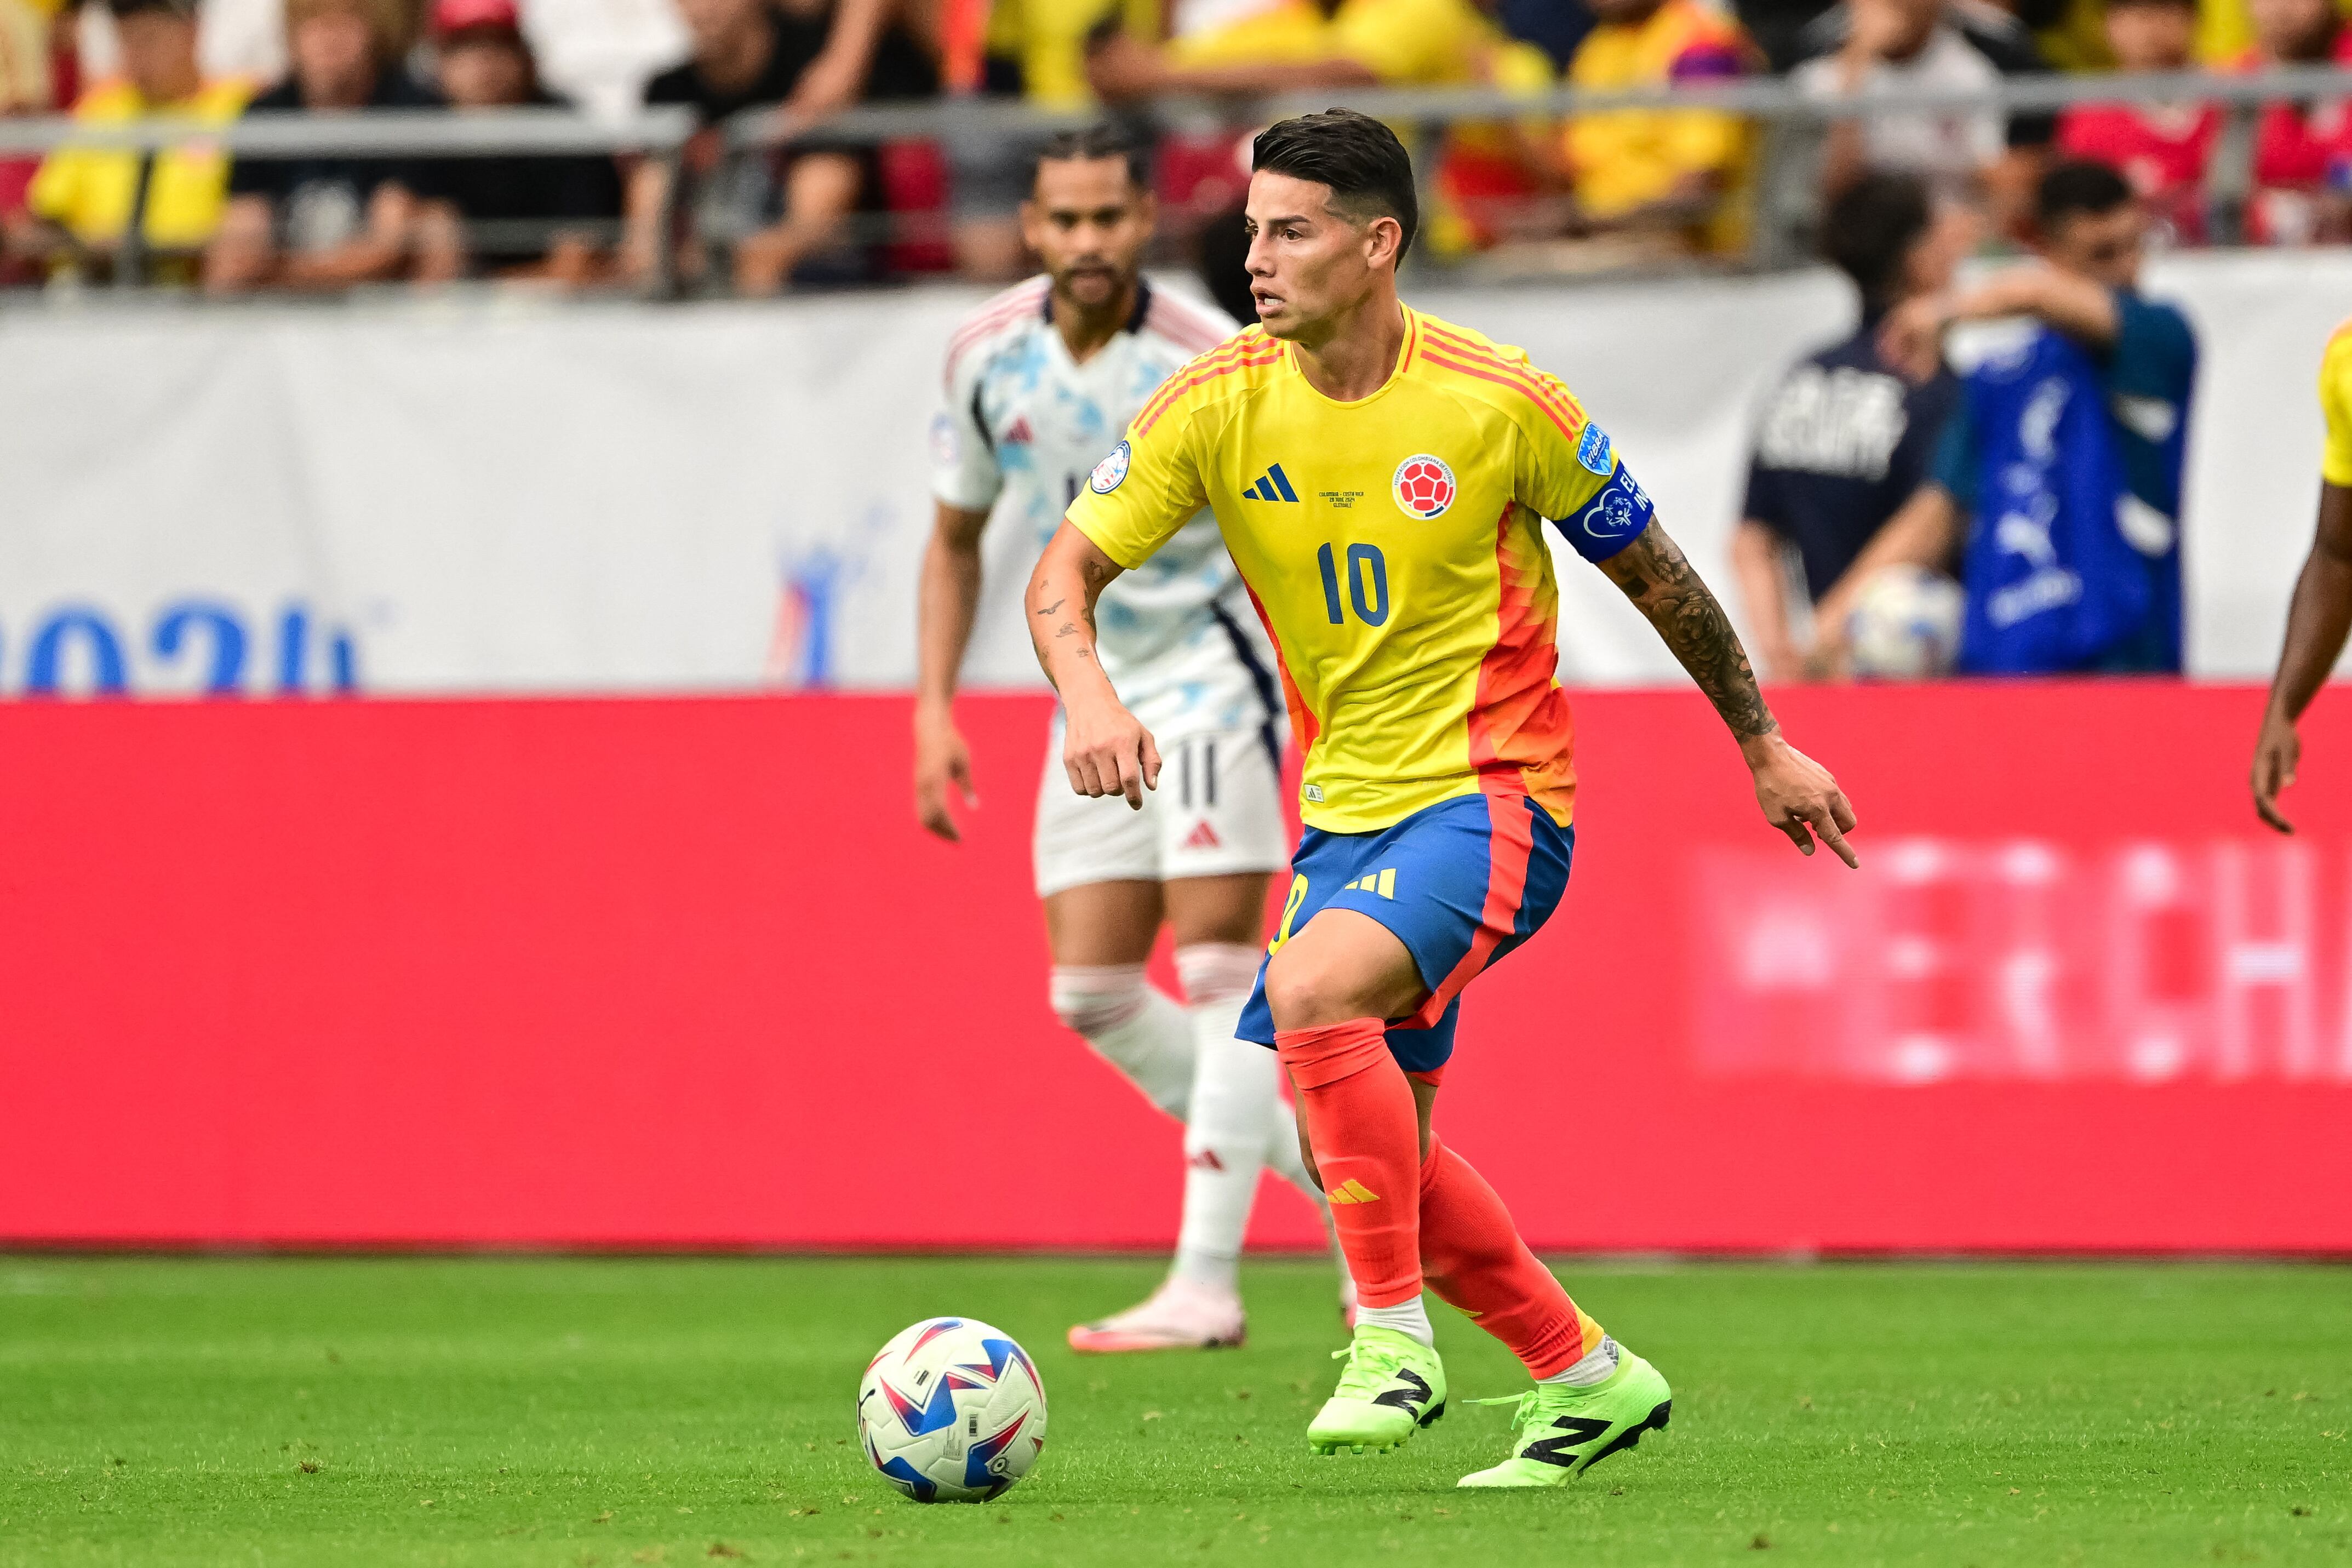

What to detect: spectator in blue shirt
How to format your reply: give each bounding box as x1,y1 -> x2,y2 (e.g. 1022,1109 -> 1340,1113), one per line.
1823,159 -> 2197,674
1733,171 -> 1974,680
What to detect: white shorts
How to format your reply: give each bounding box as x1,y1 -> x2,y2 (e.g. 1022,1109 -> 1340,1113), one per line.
1033,723 -> 1291,899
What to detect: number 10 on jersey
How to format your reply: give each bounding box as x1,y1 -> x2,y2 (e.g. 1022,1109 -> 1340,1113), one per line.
1316,542 -> 1390,627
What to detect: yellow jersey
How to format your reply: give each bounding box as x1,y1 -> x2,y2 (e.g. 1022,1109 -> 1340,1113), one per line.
1564,0 -> 1752,251
2323,318 -> 2352,489
28,77 -> 253,249
1066,307 -> 1654,835
1168,0 -> 1327,67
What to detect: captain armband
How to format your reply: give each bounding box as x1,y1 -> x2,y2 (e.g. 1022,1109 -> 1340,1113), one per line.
1551,461 -> 1656,565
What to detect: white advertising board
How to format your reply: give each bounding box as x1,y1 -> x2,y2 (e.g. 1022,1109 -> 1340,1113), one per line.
0,249 -> 2340,697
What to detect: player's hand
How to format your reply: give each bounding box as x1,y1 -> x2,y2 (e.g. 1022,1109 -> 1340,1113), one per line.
1744,733 -> 1860,868
1876,295 -> 1948,384
913,706 -> 977,843
2251,708 -> 2301,835
1062,694 -> 1161,810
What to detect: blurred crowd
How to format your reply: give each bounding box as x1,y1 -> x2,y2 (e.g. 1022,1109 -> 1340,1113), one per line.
0,0 -> 2347,291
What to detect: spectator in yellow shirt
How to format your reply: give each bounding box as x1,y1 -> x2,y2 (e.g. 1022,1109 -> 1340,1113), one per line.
5,0 -> 250,281
1561,0 -> 1754,256
1088,0 -> 1533,101
1084,0 -> 1555,251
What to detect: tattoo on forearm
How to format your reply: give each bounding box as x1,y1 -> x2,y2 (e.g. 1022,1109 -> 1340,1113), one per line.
1609,526 -> 1777,740
1054,623 -> 1079,638
1035,598 -> 1064,616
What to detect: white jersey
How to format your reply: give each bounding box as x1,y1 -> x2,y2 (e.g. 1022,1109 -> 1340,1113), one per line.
931,276 -> 1279,741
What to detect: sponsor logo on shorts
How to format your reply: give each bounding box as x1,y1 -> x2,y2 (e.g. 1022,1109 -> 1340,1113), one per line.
1576,422 -> 1615,476
1180,819 -> 1223,850
1088,439 -> 1131,494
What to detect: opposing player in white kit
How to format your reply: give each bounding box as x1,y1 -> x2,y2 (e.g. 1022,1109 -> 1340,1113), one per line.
914,123 -> 1343,1350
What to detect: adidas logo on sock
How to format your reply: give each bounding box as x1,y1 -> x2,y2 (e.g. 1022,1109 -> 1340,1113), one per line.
1327,1178 -> 1381,1205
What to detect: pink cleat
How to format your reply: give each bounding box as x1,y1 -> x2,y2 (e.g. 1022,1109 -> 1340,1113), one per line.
1067,1275 -> 1246,1353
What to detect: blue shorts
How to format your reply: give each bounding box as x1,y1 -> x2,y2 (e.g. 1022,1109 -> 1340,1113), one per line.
1237,787 -> 1575,1075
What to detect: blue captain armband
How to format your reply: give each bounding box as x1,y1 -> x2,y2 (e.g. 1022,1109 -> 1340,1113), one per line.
1552,459 -> 1655,563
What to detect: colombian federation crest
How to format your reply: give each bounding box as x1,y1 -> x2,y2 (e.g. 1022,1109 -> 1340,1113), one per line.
1088,440 -> 1131,494
1392,454 -> 1456,519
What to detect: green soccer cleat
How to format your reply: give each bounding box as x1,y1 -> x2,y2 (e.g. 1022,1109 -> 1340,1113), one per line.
1455,1347 -> 1672,1488
1306,1324 -> 1449,1455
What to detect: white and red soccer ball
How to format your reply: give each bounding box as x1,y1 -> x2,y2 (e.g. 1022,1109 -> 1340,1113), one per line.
857,1317 -> 1048,1503
1393,454 -> 1456,519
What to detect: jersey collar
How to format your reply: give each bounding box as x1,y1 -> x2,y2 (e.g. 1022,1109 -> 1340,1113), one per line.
1284,304 -> 1421,408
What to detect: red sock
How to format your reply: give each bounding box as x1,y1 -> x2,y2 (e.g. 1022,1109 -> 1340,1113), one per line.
1275,1020 -> 1422,1308
1417,1136 -> 1598,1378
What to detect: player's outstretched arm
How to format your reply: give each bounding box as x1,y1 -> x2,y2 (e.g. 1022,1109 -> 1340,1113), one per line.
913,502 -> 992,842
2253,483 -> 2352,834
1027,520 -> 1162,810
1599,519 -> 1862,868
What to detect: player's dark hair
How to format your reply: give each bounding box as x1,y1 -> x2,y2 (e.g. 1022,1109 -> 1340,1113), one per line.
2036,158 -> 2136,231
1819,172 -> 1933,313
1250,109 -> 1418,261
1032,121 -> 1152,195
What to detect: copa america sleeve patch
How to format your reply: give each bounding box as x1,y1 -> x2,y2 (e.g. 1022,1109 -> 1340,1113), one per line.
1553,461 -> 1655,564
1576,422 -> 1615,476
1088,439 -> 1131,494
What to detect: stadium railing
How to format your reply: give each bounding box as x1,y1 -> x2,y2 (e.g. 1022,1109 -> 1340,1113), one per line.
0,66 -> 2343,293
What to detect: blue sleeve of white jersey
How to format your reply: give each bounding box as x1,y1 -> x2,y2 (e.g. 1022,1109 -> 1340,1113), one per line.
1548,460 -> 1656,564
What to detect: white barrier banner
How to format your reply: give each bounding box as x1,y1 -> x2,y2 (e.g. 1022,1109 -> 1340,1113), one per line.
0,250 -> 2342,697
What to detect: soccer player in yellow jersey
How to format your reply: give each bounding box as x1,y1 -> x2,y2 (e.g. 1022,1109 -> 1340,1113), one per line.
1026,110 -> 1859,1487
2251,319 -> 2352,832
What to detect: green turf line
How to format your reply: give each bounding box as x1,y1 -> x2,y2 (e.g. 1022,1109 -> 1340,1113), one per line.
1,1256 -> 2347,1566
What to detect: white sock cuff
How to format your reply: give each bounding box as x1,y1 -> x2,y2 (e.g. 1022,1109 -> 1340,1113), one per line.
1540,1335 -> 1622,1387
1175,942 -> 1262,1006
1050,964 -> 1152,1036
1353,1296 -> 1435,1347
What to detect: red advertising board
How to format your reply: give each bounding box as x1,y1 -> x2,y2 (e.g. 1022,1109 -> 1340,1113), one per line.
2,683 -> 2348,1252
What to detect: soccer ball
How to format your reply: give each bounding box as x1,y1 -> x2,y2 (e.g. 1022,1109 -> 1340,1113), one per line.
856,1317 -> 1048,1503
1842,563 -> 1964,679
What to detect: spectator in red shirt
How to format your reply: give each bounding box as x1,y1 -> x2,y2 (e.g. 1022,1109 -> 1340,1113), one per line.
2234,0 -> 2352,243
2057,0 -> 2217,243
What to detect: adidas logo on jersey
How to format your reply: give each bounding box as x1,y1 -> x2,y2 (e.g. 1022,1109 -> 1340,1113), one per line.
1243,463 -> 1299,502
1181,819 -> 1222,850
1344,869 -> 1397,899
1004,416 -> 1034,445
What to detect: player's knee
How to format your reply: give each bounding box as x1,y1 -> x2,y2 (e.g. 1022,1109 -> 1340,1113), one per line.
1174,942 -> 1260,1008
1261,946 -> 1360,1031
1049,964 -> 1149,1037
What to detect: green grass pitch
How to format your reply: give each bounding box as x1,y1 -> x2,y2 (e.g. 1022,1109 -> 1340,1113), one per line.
3,1256 -> 2349,1567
